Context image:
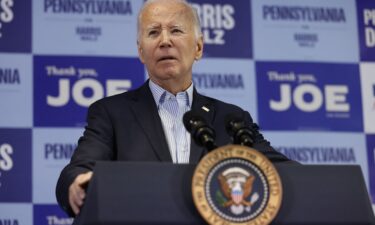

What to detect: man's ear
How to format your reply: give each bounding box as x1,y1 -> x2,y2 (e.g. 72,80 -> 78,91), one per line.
137,41 -> 145,63
195,35 -> 204,60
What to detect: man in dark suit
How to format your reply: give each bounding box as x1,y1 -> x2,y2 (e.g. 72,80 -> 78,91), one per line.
56,0 -> 291,217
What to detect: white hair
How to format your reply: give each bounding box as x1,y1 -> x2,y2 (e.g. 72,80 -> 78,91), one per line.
137,0 -> 202,41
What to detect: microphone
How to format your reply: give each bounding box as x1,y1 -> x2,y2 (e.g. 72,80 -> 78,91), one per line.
225,113 -> 254,147
183,110 -> 217,151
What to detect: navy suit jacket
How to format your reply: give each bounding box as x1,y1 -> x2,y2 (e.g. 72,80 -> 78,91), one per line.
56,81 -> 290,216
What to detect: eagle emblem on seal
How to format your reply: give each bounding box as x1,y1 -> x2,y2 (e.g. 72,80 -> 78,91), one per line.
217,167 -> 259,215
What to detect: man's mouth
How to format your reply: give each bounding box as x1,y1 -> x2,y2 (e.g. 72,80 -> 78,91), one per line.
158,56 -> 177,62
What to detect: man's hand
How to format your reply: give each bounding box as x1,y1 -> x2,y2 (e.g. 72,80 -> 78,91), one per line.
69,171 -> 93,215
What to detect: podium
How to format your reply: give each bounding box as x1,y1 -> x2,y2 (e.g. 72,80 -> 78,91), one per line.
73,162 -> 375,225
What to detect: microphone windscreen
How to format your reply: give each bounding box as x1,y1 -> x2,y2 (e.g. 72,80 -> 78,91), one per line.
224,113 -> 243,134
182,110 -> 210,135
183,110 -> 195,132
183,110 -> 206,132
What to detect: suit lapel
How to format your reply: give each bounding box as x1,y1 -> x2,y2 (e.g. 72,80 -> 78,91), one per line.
129,82 -> 172,162
128,83 -> 215,163
189,89 -> 215,163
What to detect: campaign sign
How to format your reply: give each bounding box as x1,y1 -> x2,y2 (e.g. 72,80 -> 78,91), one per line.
33,0 -> 143,56
256,62 -> 363,131
34,204 -> 73,225
33,128 -> 83,203
0,0 -> 31,52
0,54 -> 33,127
264,131 -> 369,187
0,203 -> 32,225
360,63 -> 375,133
357,0 -> 375,61
0,129 -> 31,202
34,56 -> 145,127
192,58 -> 258,121
252,0 -> 359,62
189,0 -> 252,58
367,135 -> 375,203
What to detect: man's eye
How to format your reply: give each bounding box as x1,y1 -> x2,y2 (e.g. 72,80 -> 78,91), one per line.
172,29 -> 182,34
148,30 -> 158,36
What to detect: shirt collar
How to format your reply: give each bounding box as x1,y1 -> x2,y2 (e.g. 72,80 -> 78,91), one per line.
149,79 -> 193,107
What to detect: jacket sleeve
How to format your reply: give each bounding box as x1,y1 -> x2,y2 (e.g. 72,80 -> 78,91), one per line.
242,111 -> 297,163
55,100 -> 116,217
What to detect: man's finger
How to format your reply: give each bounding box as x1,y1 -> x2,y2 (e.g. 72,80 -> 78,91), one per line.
76,171 -> 93,186
69,189 -> 81,215
71,202 -> 79,215
70,185 -> 86,214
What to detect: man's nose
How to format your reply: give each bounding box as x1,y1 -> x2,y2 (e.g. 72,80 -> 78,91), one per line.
159,30 -> 172,48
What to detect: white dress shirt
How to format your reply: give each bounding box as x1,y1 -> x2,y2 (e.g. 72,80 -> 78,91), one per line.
149,80 -> 193,163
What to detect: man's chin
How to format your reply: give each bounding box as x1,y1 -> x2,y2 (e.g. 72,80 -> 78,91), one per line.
154,69 -> 180,79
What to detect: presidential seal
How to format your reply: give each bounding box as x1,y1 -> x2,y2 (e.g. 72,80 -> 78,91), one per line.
192,145 -> 282,225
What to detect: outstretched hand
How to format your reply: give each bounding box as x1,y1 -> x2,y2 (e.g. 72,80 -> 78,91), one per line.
69,171 -> 93,215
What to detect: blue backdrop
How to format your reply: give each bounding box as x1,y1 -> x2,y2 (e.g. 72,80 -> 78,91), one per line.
0,0 -> 374,224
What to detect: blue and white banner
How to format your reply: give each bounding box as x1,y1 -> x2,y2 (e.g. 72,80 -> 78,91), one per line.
357,0 -> 375,61
367,135 -> 375,202
252,0 -> 359,63
193,58 -> 257,121
190,0 -> 252,58
0,129 -> 31,202
0,0 -> 31,52
256,62 -> 363,131
360,63 -> 375,133
0,54 -> 33,127
33,128 -> 83,203
0,204 -> 32,225
33,56 -> 145,127
264,131 -> 369,186
33,0 -> 142,56
34,204 -> 73,225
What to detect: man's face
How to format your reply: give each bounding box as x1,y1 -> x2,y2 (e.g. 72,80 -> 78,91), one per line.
137,1 -> 203,89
